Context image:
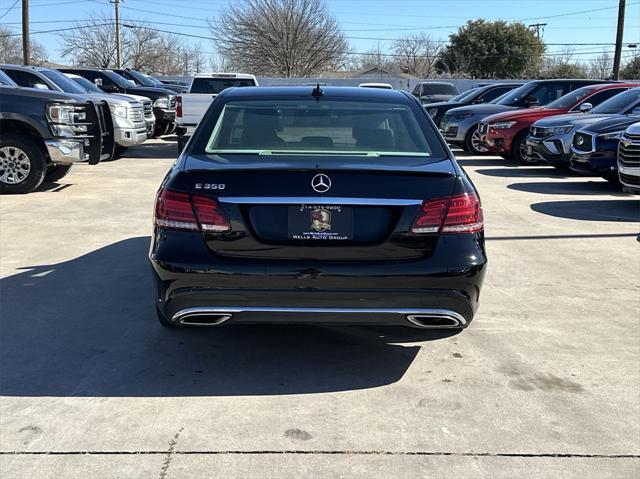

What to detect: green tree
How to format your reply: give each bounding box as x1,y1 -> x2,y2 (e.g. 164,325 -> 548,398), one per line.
621,55 -> 640,79
435,20 -> 545,79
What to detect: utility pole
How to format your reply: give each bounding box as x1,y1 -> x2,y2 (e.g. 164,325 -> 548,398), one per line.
528,23 -> 547,41
21,0 -> 29,65
111,0 -> 122,68
612,0 -> 626,79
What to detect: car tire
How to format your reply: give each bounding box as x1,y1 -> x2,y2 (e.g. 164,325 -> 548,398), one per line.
113,145 -> 128,158
44,164 -> 72,183
0,134 -> 46,194
464,126 -> 489,155
156,306 -> 180,328
510,131 -> 535,164
603,173 -> 621,184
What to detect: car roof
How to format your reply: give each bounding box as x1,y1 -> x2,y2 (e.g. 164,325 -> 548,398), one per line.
589,82 -> 640,89
0,64 -> 48,72
531,79 -> 612,83
58,67 -> 107,72
217,85 -> 413,102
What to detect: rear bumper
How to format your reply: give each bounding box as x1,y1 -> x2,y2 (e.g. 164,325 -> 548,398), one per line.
149,231 -> 487,328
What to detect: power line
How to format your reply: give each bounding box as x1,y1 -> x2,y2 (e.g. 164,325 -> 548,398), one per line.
0,0 -> 20,21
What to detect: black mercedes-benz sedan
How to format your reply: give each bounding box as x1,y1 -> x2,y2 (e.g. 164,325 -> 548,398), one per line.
149,86 -> 487,330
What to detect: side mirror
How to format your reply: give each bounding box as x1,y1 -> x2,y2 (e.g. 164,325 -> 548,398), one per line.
33,83 -> 49,90
579,102 -> 593,113
472,98 -> 485,104
94,78 -> 103,86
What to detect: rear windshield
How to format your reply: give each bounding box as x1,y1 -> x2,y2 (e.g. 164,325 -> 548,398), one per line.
204,99 -> 441,157
545,86 -> 598,109
191,78 -> 256,94
592,88 -> 640,114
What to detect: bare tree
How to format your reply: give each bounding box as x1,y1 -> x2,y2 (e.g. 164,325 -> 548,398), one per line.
589,52 -> 613,79
60,17 -> 118,67
59,16 -> 206,74
207,52 -> 232,73
123,27 -> 162,71
539,47 -> 587,78
391,33 -> 443,77
349,43 -> 396,72
0,26 -> 47,64
213,0 -> 348,77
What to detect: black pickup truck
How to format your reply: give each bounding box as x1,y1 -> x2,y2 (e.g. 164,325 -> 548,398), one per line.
0,70 -> 114,194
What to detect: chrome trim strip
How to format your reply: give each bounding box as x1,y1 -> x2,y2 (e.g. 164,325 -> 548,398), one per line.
217,197 -> 423,206
171,307 -> 467,325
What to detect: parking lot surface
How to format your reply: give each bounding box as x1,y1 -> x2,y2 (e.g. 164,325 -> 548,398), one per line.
0,138 -> 638,478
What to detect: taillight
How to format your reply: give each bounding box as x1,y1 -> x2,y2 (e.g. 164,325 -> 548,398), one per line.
192,195 -> 230,232
154,189 -> 230,232
411,192 -> 483,234
176,96 -> 182,117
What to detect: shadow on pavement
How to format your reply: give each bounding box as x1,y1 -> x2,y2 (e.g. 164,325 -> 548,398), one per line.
531,199 -> 640,222
122,141 -> 177,160
0,237 -> 452,397
475,167 -> 570,179
507,181 -> 628,196
33,182 -> 73,193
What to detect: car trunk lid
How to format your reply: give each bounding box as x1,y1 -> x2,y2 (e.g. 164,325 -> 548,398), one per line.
169,157 -> 457,261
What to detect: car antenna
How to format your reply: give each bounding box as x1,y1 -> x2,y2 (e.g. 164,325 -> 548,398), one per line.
311,83 -> 323,102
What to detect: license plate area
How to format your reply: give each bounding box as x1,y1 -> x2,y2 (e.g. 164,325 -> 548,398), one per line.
288,205 -> 353,241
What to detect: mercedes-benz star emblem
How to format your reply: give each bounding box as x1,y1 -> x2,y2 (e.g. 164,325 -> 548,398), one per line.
311,173 -> 331,193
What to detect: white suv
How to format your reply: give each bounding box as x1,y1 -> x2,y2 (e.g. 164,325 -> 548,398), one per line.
618,122 -> 640,192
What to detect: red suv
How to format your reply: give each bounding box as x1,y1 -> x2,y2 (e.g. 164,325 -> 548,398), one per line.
479,83 -> 638,163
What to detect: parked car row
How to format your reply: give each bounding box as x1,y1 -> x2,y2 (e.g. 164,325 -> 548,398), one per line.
0,64 -> 186,193
423,79 -> 640,190
0,69 -> 113,193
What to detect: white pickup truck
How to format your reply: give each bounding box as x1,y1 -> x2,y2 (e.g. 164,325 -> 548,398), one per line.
176,73 -> 258,150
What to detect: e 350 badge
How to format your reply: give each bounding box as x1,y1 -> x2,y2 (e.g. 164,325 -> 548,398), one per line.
195,183 -> 226,190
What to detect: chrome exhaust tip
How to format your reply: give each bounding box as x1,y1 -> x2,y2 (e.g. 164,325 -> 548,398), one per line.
172,310 -> 233,326
406,313 -> 464,329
